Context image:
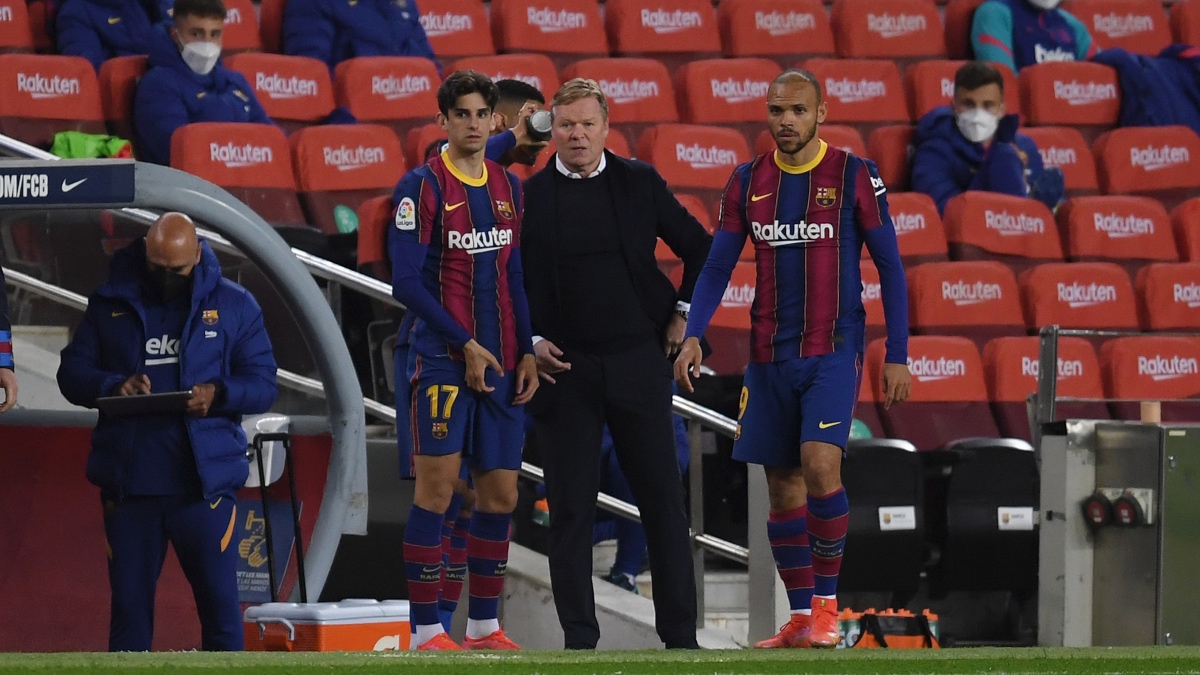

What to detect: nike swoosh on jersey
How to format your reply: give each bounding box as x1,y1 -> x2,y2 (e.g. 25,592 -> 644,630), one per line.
108,16 -> 121,23
209,498 -> 223,509
444,201 -> 466,212
111,311 -> 126,317
818,421 -> 842,429
750,193 -> 774,202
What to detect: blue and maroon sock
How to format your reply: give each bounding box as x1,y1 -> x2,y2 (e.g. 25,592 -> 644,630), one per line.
767,505 -> 814,613
807,487 -> 849,600
440,510 -> 470,630
466,510 -> 512,624
402,504 -> 445,630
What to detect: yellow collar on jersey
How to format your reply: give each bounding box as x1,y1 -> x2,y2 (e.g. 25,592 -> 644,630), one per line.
774,140 -> 827,175
441,150 -> 489,187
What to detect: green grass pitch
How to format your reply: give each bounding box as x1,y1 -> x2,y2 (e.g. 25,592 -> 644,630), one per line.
1,647 -> 1199,675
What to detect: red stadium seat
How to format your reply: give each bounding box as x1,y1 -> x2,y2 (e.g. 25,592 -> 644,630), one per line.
356,195 -> 393,282
717,0 -> 834,65
419,0 -> 494,58
450,53 -> 559,104
908,260 -> 1025,349
98,55 -> 147,151
1018,261 -> 1138,332
1061,0 -> 1171,55
830,0 -> 946,67
259,0 -> 286,54
942,192 -> 1063,274
866,125 -> 914,191
983,336 -> 1107,440
405,122 -> 443,168
904,59 -> 1018,122
943,0 -> 985,61
1056,196 -> 1177,278
221,0 -> 262,55
562,57 -> 676,147
883,192 -> 949,264
1173,198 -> 1200,262
1019,126 -> 1098,196
867,335 -> 1001,450
0,54 -> 104,148
637,123 -> 750,211
861,259 -> 885,345
803,58 -> 908,136
605,0 -> 720,73
1102,336 -> 1200,421
675,58 -> 776,146
490,0 -> 607,69
0,0 -> 33,53
25,0 -> 51,53
225,54 -> 334,135
289,124 -> 406,235
1017,62 -> 1120,143
1092,126 -> 1200,211
705,260 -> 757,375
334,57 -> 439,141
1171,0 -> 1200,45
1135,262 -> 1200,332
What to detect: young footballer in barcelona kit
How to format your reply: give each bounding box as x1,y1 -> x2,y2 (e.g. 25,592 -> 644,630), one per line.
675,70 -> 913,649
389,70 -> 538,651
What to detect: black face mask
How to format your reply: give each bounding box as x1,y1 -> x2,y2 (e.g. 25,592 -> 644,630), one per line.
146,267 -> 192,304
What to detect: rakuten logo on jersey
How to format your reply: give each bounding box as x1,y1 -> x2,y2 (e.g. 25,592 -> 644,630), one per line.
486,72 -> 542,91
145,334 -> 180,366
825,78 -> 886,104
675,143 -> 739,169
751,220 -> 835,247
710,78 -> 769,104
1053,80 -> 1117,106
225,7 -> 242,24
255,72 -> 318,99
861,280 -> 881,303
892,212 -> 926,235
420,12 -> 473,37
641,8 -> 703,34
1138,354 -> 1199,381
1057,281 -> 1118,308
866,13 -> 926,39
16,73 -> 80,99
1021,356 -> 1085,379
907,355 -> 966,382
1036,44 -> 1077,63
323,145 -> 386,171
599,78 -> 659,104
985,210 -> 1045,236
372,74 -> 432,101
1093,13 -> 1154,39
1039,146 -> 1078,168
1130,145 -> 1190,172
722,283 -> 756,308
1094,212 -> 1155,237
754,11 -> 815,37
447,227 -> 513,255
1174,283 -> 1200,308
526,7 -> 587,32
941,280 -> 1003,306
210,142 -> 273,168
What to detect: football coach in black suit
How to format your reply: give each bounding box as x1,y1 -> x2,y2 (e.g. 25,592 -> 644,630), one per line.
520,78 -> 712,650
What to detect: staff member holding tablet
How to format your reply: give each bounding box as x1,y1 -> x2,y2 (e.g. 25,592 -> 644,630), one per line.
57,212 -> 278,652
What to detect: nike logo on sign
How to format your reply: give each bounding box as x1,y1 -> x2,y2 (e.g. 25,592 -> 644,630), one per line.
750,193 -> 773,202
444,201 -> 465,212
818,421 -> 841,429
61,178 -> 87,193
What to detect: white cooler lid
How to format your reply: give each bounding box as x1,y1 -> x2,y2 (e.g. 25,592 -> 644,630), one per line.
244,599 -> 410,622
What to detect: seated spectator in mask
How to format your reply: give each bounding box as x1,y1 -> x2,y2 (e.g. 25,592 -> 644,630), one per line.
912,61 -> 1064,215
282,0 -> 437,75
133,0 -> 271,166
56,0 -> 175,72
972,0 -> 1096,74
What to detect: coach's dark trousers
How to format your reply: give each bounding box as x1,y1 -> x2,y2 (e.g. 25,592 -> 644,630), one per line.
533,339 -> 698,649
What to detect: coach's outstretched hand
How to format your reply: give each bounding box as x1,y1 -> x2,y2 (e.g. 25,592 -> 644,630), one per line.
674,337 -> 704,394
882,362 -> 912,410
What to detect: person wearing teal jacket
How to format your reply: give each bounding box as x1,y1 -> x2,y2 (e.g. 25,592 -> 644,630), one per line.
971,0 -> 1097,73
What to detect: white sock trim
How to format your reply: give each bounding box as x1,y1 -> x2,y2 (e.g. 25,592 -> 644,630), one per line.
791,609 -> 813,616
414,623 -> 446,647
466,618 -> 500,640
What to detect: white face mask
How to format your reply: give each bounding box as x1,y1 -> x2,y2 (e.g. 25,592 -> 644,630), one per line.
180,40 -> 220,75
956,108 -> 999,144
1026,0 -> 1061,10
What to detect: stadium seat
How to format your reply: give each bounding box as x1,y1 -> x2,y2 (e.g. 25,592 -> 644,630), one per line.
943,0 -> 985,61
983,336 -> 1107,440
866,335 -> 1002,450
98,55 -> 148,151
675,58 -> 776,147
1102,336 -> 1200,422
0,54 -> 105,148
259,0 -> 285,54
1018,126 -> 1098,197
754,125 -> 866,157
1061,0 -> 1171,55
705,260 -> 756,375
860,259 -> 886,345
1092,126 -> 1200,211
221,0 -> 261,55
334,57 -> 440,142
1173,198 -> 1200,262
879,192 -> 949,265
1135,262 -> 1200,332
405,123 -> 442,168
637,123 -> 751,213
802,58 -> 908,138
356,195 -> 393,282
904,59 -> 1019,122
225,54 -> 334,135
717,0 -> 835,66
604,0 -> 721,73
169,122 -> 310,230
25,0 -> 51,53
0,0 -> 33,53
829,0 -> 946,68
562,57 -> 677,148
1018,262 -> 1138,334
418,0 -> 495,59
289,124 -> 406,235
1171,0 -> 1200,45
449,53 -> 559,104
942,192 -> 1063,275
489,0 -> 607,69
1017,62 -> 1120,143
1055,195 -> 1177,278
908,261 -> 1025,349
866,125 -> 915,191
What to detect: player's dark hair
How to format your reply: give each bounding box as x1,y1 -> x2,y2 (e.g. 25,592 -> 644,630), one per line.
955,61 -> 1004,94
437,70 -> 499,116
496,79 -> 545,108
772,68 -> 822,105
174,0 -> 226,21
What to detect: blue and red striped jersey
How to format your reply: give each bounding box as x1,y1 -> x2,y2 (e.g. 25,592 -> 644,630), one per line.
389,151 -> 532,370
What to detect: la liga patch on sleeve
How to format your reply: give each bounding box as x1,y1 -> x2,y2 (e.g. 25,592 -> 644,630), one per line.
395,197 -> 416,230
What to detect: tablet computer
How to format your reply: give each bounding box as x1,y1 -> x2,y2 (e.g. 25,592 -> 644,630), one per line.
96,391 -> 193,418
